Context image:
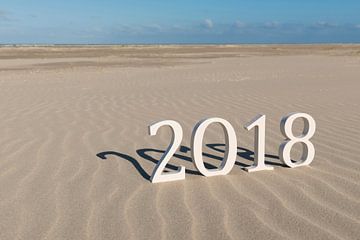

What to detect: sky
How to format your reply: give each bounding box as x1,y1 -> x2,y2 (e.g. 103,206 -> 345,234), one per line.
0,0 -> 360,44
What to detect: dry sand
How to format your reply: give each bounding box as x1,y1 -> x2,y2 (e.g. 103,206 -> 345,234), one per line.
0,45 -> 359,240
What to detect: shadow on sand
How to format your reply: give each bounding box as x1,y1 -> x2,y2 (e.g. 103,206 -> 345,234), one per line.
96,143 -> 283,181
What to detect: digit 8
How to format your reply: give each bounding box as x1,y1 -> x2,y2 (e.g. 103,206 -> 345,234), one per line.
279,113 -> 316,168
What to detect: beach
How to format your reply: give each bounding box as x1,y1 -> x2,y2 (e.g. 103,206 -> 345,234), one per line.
0,45 -> 360,239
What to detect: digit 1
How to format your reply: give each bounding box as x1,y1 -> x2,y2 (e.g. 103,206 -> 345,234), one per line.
244,114 -> 274,172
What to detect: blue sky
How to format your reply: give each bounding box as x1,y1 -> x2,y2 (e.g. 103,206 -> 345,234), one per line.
1,0 -> 360,44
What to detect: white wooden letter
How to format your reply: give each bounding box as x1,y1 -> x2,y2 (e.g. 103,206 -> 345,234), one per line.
244,114 -> 274,172
191,118 -> 237,177
149,120 -> 185,183
279,113 -> 316,168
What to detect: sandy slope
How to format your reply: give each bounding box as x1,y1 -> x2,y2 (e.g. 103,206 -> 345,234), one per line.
0,45 -> 359,240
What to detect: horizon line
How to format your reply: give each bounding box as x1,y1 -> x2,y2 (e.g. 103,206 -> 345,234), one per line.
1,42 -> 360,47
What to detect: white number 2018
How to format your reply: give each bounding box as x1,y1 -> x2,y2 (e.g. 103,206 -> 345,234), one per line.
149,113 -> 316,183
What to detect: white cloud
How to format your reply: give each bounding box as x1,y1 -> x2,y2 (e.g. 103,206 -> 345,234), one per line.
203,19 -> 213,29
146,24 -> 162,31
264,21 -> 280,28
114,23 -> 163,35
234,21 -> 246,28
314,21 -> 338,28
0,10 -> 10,21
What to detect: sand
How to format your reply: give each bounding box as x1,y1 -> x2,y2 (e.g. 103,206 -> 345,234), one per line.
0,45 -> 359,240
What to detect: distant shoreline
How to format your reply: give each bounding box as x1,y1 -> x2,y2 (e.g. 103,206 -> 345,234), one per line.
1,43 -> 360,48
1,44 -> 359,63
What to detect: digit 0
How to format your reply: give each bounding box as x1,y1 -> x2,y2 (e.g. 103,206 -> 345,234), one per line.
191,118 -> 237,177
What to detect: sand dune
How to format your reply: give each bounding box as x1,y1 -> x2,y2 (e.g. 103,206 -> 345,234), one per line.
0,45 -> 359,239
